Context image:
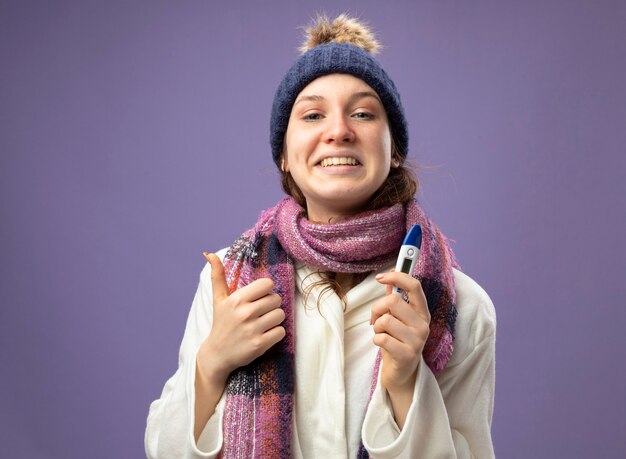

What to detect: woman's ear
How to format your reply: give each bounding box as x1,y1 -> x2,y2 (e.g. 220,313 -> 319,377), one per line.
281,155 -> 289,172
390,142 -> 401,168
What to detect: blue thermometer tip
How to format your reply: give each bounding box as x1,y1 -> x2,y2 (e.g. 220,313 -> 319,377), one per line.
403,224 -> 422,249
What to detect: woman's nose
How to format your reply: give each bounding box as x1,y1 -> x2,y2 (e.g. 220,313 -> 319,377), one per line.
324,114 -> 355,143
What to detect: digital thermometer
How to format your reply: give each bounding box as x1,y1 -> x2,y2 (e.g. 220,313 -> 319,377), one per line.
393,224 -> 422,295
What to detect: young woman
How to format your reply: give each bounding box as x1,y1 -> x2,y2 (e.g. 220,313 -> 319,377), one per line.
145,15 -> 496,459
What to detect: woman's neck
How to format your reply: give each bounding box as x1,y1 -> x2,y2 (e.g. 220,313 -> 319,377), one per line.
333,271 -> 369,296
334,272 -> 356,295
305,202 -> 366,224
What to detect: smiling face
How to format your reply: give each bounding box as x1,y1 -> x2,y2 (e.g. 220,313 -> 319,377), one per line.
283,74 -> 394,222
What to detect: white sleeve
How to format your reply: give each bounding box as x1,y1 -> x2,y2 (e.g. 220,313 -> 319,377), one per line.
362,270 -> 496,459
144,249 -> 229,459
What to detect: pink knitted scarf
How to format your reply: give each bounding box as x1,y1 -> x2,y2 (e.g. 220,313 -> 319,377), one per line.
219,197 -> 458,458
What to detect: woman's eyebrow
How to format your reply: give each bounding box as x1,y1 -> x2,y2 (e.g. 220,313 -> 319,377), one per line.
293,94 -> 325,106
351,91 -> 381,103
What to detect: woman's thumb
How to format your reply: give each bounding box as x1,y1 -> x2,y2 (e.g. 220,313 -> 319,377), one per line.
203,252 -> 229,301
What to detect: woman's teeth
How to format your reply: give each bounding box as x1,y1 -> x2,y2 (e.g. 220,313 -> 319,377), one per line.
320,157 -> 359,167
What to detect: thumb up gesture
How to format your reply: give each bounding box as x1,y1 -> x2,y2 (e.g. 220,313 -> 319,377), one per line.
196,253 -> 286,382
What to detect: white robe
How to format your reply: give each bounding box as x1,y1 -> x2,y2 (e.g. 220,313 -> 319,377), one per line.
145,248 -> 496,458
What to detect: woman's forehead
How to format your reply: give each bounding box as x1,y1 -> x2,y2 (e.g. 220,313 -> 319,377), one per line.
295,74 -> 380,102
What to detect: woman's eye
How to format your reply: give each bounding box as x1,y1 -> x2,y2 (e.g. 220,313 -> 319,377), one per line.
353,112 -> 374,120
303,113 -> 323,121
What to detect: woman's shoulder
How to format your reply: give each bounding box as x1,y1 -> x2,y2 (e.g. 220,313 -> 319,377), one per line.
447,269 -> 496,365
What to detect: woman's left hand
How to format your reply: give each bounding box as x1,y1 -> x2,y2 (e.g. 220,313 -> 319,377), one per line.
371,271 -> 430,395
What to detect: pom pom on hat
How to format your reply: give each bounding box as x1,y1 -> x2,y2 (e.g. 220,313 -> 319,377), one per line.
270,14 -> 408,167
298,14 -> 380,55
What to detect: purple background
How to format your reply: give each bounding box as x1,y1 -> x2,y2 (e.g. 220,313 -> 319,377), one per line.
1,1 -> 625,457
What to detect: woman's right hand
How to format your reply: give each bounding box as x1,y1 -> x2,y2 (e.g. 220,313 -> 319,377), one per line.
196,253 -> 286,384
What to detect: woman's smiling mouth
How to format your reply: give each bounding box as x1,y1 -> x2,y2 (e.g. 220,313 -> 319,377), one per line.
319,157 -> 361,167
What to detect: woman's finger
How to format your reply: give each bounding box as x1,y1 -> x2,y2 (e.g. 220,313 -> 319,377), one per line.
373,312 -> 423,347
373,331 -> 408,358
255,306 -> 286,333
375,271 -> 429,319
370,297 -> 390,325
205,252 -> 277,308
241,293 -> 282,318
389,297 -> 422,326
261,325 -> 286,350
229,277 -> 276,306
373,312 -> 409,340
376,271 -> 422,298
371,295 -> 415,327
